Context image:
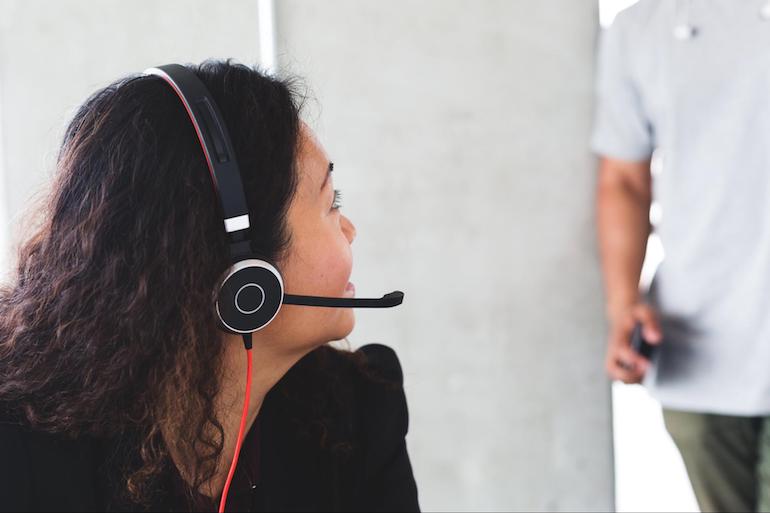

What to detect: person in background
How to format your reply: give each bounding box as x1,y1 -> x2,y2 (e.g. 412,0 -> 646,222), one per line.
592,1 -> 770,511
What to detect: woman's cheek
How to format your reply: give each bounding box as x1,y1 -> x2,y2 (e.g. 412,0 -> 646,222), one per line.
318,250 -> 351,293
286,221 -> 352,295
335,236 -> 354,284
319,226 -> 353,286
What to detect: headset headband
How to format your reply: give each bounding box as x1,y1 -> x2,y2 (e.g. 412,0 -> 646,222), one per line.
143,63 -> 405,316
143,64 -> 252,258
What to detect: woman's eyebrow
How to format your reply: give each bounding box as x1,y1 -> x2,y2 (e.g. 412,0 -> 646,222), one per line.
320,161 -> 334,191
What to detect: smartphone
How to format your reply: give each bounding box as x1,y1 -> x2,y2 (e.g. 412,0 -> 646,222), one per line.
630,322 -> 656,359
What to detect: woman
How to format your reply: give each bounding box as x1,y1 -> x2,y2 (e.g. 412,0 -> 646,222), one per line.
0,60 -> 419,512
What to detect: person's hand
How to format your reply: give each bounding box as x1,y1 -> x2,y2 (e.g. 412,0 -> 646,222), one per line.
605,303 -> 663,384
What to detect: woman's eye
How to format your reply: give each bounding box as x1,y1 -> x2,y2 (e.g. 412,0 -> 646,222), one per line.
332,189 -> 343,211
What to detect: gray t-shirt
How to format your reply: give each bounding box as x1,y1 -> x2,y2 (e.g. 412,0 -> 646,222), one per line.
591,0 -> 770,415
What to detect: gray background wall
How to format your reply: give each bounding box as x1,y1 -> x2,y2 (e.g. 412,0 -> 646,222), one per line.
0,0 -> 261,275
275,1 -> 611,510
0,1 -> 612,510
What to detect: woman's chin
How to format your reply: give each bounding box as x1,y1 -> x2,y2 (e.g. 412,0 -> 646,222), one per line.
332,310 -> 356,340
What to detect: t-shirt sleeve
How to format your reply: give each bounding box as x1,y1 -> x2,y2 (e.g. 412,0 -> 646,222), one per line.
357,344 -> 420,512
590,11 -> 655,162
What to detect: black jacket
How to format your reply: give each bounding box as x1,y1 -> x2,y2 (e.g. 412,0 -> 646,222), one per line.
0,344 -> 419,512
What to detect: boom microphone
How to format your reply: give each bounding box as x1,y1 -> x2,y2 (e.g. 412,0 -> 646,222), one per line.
283,291 -> 404,308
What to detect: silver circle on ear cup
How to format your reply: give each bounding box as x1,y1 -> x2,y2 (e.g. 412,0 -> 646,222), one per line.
215,259 -> 284,334
235,283 -> 266,314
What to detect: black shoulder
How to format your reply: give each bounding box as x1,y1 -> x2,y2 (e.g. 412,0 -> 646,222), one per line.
351,345 -> 420,512
272,344 -> 419,510
347,343 -> 408,438
297,343 -> 408,442
295,343 -> 404,389
357,344 -> 404,386
0,419 -> 32,511
0,410 -> 102,512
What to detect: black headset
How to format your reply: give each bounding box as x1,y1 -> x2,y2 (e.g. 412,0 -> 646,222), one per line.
143,64 -> 403,337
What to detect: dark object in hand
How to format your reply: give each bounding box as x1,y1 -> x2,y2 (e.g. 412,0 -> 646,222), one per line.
631,322 -> 656,359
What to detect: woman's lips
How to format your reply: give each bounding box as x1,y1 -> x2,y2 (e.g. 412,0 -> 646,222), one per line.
344,282 -> 356,297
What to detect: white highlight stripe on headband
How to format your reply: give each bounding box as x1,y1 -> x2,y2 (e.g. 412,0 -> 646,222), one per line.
224,214 -> 250,232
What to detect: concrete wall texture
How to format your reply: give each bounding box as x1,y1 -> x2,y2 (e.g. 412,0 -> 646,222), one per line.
275,1 -> 612,510
0,0 -> 261,274
0,1 -> 613,510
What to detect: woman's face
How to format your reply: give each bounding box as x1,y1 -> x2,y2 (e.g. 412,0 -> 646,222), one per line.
260,123 -> 357,352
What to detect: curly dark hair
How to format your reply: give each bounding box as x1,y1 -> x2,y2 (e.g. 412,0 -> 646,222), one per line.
0,59 -> 307,505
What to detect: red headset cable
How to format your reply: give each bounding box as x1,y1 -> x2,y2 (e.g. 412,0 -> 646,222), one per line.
219,333 -> 253,513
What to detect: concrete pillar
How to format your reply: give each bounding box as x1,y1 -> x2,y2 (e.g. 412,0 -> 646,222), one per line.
275,1 -> 612,510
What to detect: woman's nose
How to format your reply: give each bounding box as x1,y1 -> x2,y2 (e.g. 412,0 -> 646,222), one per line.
342,215 -> 356,244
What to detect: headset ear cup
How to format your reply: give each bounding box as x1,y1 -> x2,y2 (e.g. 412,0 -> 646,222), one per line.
215,259 -> 284,334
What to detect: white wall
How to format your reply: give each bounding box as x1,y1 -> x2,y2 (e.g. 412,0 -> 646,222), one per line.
275,1 -> 613,510
0,0 -> 261,276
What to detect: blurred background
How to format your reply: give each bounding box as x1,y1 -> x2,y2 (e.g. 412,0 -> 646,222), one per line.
0,1 -> 699,511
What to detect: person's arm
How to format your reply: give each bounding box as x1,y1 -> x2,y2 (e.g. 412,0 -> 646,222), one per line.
596,156 -> 662,384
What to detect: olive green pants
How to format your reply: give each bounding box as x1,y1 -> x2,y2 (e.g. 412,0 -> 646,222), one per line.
663,409 -> 770,512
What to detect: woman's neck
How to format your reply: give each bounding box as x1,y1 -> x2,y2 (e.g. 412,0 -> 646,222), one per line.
174,334 -> 311,499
